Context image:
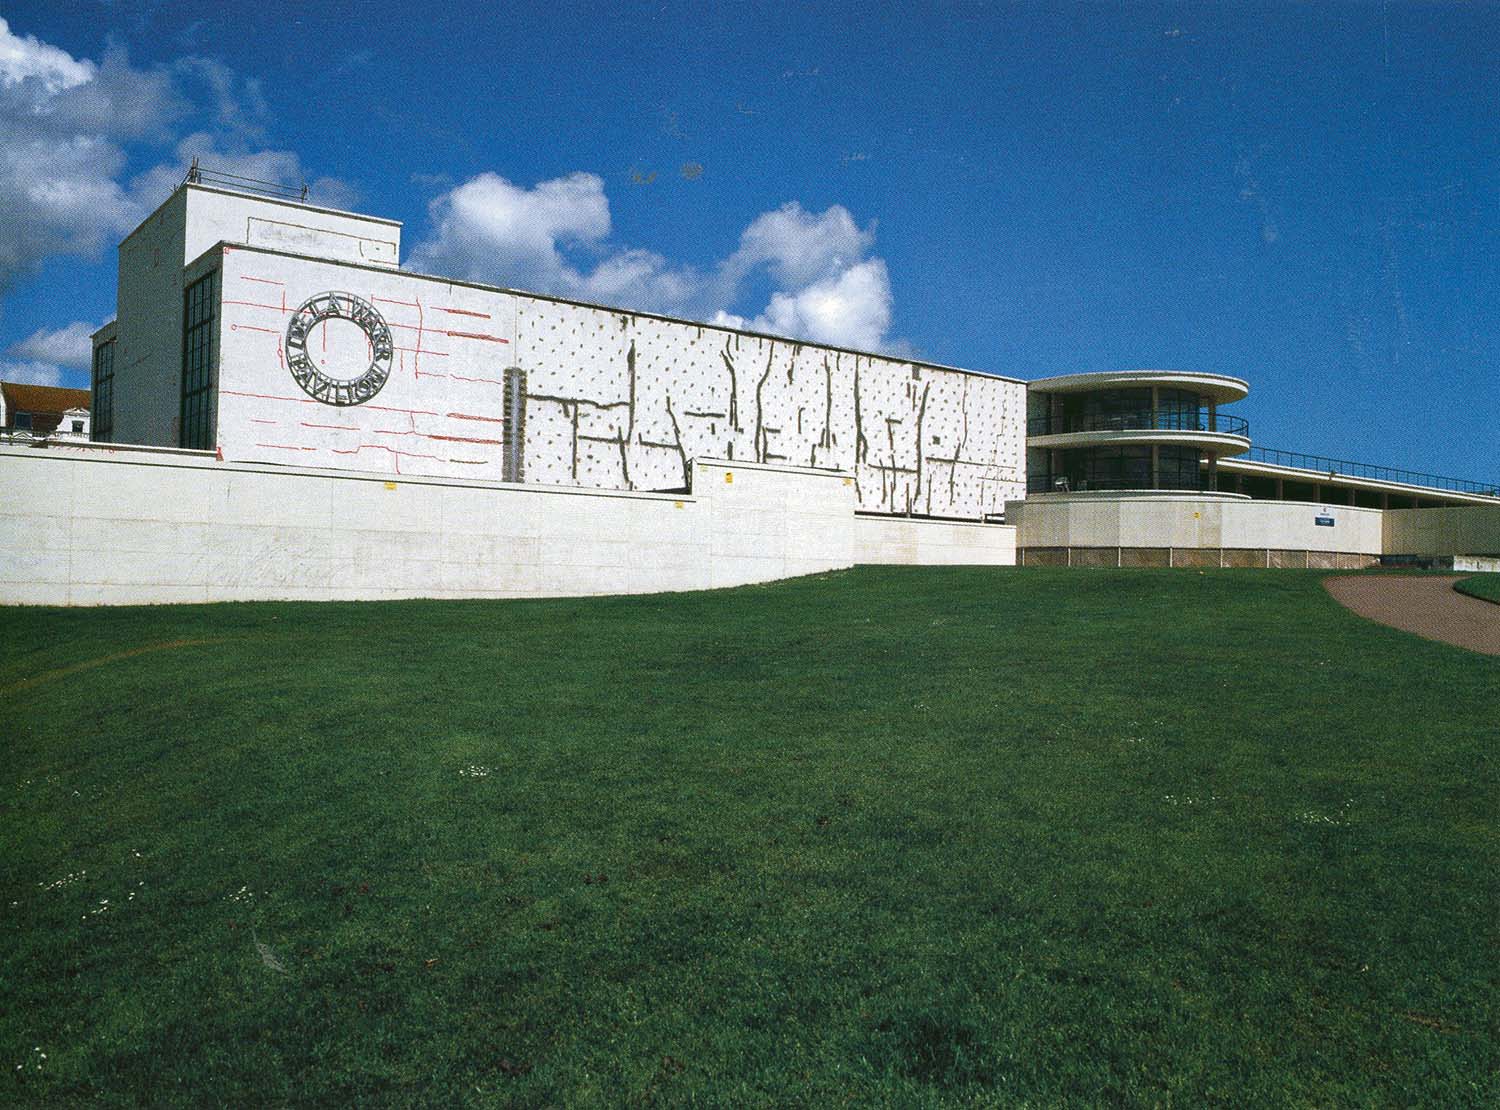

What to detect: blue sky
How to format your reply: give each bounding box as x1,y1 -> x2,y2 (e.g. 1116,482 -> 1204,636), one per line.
1,1 -> 1495,480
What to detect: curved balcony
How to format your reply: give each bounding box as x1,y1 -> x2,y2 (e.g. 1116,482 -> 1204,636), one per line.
1027,408 -> 1251,457
1028,370 -> 1250,405
1028,410 -> 1248,437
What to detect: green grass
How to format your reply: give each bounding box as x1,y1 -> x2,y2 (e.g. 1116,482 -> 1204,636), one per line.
2,568 -> 1496,1106
1455,573 -> 1500,604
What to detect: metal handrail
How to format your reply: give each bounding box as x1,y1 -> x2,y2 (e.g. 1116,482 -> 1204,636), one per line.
183,157 -> 309,202
1245,446 -> 1500,496
1027,409 -> 1250,438
1026,474 -> 1208,494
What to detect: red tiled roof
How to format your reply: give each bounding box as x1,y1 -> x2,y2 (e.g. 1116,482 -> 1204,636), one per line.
1,382 -> 90,415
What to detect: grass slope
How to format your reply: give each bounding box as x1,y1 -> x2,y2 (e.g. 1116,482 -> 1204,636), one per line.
2,568 -> 1496,1106
1455,574 -> 1500,605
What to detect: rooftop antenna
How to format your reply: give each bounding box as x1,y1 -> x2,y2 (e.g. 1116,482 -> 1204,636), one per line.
185,155 -> 201,184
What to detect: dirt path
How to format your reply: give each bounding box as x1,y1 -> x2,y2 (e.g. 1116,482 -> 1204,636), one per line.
1323,575 -> 1500,656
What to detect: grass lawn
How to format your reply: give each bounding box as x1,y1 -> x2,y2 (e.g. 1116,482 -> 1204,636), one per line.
2,568 -> 1496,1105
1455,574 -> 1500,605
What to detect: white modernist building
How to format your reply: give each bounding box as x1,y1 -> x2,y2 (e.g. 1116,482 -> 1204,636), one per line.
91,179 -> 1024,518
1,177 -> 1025,605
1,173 -> 1495,605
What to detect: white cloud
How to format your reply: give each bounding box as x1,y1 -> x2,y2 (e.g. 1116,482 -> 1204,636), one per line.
723,202 -> 873,289
0,18 -> 354,295
0,17 -> 94,93
0,358 -> 65,387
8,320 -> 99,370
411,171 -> 611,287
410,172 -> 903,352
748,259 -> 893,351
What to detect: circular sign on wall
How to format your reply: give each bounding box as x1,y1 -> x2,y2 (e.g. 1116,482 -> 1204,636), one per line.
284,291 -> 394,406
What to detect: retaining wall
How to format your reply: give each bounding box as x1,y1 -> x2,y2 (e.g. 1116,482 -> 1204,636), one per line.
1,444 -> 1017,606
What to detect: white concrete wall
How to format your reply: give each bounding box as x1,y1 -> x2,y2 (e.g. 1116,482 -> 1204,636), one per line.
1005,495 -> 1385,554
0,446 -> 861,605
854,515 -> 1016,566
2,444 -> 1024,605
1384,506 -> 1500,556
182,186 -> 400,271
209,245 -> 1025,519
114,189 -> 189,446
107,185 -> 403,448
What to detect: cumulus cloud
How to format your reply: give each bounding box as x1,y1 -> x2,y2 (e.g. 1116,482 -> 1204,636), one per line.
723,202 -> 873,289
0,17 -> 353,297
0,16 -> 94,92
0,358 -> 65,387
411,171 -> 612,288
8,320 -> 99,369
410,173 -> 901,352
747,259 -> 893,352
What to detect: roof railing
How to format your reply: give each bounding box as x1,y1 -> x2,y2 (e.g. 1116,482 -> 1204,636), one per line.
183,156 -> 309,202
1027,409 -> 1249,438
1242,446 -> 1500,497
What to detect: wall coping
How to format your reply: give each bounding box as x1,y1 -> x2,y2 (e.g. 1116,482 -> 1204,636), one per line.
855,513 -> 1015,531
694,457 -> 850,480
0,443 -> 701,506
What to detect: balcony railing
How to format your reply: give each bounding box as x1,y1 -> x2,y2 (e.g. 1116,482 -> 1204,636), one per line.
1027,409 -> 1249,438
1243,447 -> 1500,497
1026,473 -> 1210,495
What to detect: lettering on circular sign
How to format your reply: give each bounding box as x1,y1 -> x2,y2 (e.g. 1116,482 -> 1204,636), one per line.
284,291 -> 394,406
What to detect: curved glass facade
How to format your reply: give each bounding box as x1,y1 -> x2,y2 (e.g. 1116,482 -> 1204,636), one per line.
1029,444 -> 1204,493
1027,384 -> 1247,493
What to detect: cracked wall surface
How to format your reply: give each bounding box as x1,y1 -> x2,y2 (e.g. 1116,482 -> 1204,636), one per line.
214,245 -> 1025,517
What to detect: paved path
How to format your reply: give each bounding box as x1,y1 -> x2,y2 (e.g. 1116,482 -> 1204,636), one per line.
1323,575 -> 1500,656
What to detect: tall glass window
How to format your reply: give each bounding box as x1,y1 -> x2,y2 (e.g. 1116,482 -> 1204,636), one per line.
1061,387 -> 1150,432
1157,445 -> 1202,490
1157,388 -> 1204,431
180,270 -> 218,450
91,339 -> 115,442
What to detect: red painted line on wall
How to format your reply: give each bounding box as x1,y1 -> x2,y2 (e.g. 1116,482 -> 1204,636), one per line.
219,389 -> 441,418
231,323 -> 279,335
439,307 -> 491,319
241,275 -> 285,286
250,418 -> 278,425
451,374 -> 505,386
444,330 -> 510,344
446,411 -> 506,423
222,389 -> 308,403
428,434 -> 505,445
373,296 -> 419,308
394,346 -> 448,357
300,422 -> 359,431
224,298 -> 289,313
255,443 -> 318,452
367,404 -> 441,417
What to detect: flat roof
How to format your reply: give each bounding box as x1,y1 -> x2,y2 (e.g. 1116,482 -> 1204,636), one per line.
183,182 -> 402,228
1219,455 -> 1500,505
1029,370 -> 1250,405
201,240 -> 1029,386
119,181 -> 403,250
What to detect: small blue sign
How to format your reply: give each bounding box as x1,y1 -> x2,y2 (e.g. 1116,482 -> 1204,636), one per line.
1315,515 -> 1335,527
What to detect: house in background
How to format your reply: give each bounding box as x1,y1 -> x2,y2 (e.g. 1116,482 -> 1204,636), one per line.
0,382 -> 91,440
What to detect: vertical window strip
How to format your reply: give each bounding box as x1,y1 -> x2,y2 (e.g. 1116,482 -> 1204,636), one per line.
180,270 -> 219,450
91,339 -> 115,442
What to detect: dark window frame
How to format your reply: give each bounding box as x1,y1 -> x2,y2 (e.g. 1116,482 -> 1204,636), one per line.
180,270 -> 219,450
91,338 -> 115,442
